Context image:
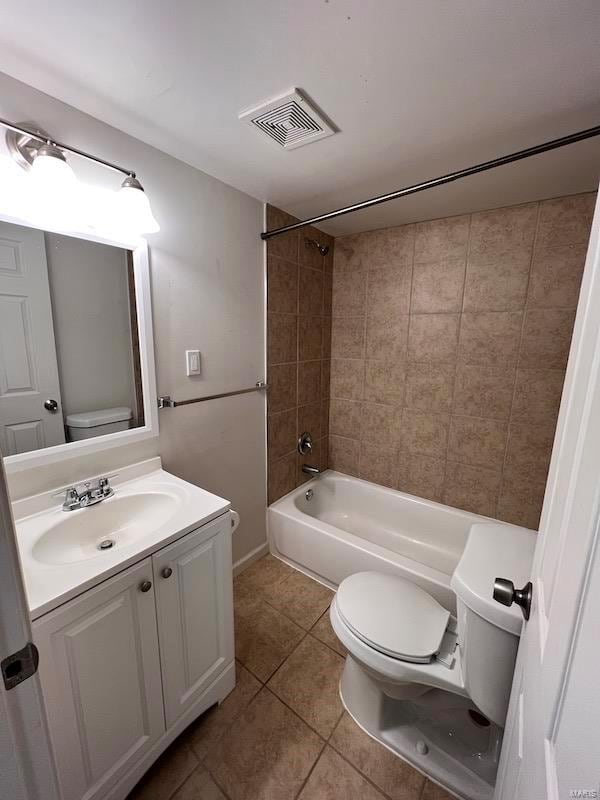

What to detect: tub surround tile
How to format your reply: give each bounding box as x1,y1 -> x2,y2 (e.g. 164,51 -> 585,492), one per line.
359,444 -> 398,489
452,364 -> 515,420
421,780 -> 456,800
299,267 -> 324,315
330,712 -> 426,800
527,244 -> 587,310
268,409 -> 297,461
328,435 -> 360,476
411,258 -> 466,314
442,461 -> 502,518
268,313 -> 298,365
519,307 -> 576,370
397,452 -> 446,503
497,467 -> 546,529
321,399 -> 330,437
447,415 -> 509,470
328,194 -> 593,528
267,206 -> 332,505
267,636 -> 344,738
414,215 -> 470,262
262,568 -> 333,630
298,746 -> 387,800
407,314 -> 460,364
268,255 -> 298,314
405,362 -> 455,413
206,688 -> 323,800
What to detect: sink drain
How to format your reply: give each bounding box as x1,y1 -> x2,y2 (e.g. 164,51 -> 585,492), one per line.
98,539 -> 115,551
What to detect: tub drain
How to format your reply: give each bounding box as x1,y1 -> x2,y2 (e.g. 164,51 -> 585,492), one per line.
98,539 -> 115,551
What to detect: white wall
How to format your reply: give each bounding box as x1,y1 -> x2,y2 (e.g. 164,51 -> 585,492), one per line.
0,71 -> 267,566
44,233 -> 136,419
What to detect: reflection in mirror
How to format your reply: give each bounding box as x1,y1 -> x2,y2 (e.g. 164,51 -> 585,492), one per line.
0,221 -> 144,456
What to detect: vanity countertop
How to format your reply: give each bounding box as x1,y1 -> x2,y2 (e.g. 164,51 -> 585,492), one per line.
13,458 -> 230,620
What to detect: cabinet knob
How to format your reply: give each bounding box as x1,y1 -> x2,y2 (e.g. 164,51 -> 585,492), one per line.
161,567 -> 173,579
139,580 -> 152,593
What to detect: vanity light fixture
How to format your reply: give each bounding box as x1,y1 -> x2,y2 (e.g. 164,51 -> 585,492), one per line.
1,118 -> 160,235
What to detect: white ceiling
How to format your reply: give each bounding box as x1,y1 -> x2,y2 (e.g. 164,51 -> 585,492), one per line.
0,0 -> 599,235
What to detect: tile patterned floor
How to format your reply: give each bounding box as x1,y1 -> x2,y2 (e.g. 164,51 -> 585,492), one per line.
128,554 -> 455,800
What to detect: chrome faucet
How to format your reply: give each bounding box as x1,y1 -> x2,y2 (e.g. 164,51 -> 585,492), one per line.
302,464 -> 321,477
58,475 -> 116,512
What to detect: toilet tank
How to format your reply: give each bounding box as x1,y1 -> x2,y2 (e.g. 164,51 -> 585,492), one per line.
66,407 -> 132,441
451,523 -> 536,727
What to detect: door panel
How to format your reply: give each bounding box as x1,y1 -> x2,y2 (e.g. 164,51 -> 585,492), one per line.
0,222 -> 64,454
153,514 -> 234,728
33,558 -> 164,800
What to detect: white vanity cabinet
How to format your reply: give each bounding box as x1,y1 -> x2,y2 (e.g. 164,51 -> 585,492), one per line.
32,511 -> 234,800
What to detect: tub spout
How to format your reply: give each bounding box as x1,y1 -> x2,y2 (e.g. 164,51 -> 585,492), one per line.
302,464 -> 321,477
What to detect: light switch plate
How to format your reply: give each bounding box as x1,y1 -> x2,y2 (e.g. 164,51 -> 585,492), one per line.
185,350 -> 201,376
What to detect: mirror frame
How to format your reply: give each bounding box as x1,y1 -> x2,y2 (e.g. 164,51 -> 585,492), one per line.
0,211 -> 158,474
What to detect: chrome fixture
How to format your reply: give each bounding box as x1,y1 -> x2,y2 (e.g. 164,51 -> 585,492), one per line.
261,124 -> 600,239
1,117 -> 159,234
493,577 -> 533,621
305,488 -> 314,501
304,237 -> 329,257
158,380 -> 267,409
57,475 -> 117,512
302,464 -> 321,477
298,431 -> 313,455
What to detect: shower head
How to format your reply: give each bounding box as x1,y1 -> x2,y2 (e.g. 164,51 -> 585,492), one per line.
305,237 -> 329,257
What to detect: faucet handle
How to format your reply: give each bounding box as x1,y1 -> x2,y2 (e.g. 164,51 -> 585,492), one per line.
98,474 -> 118,496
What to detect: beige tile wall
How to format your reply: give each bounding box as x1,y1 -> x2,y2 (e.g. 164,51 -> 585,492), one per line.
266,205 -> 334,503
329,192 -> 596,529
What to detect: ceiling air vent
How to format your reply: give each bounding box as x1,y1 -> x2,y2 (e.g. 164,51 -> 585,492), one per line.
239,89 -> 335,150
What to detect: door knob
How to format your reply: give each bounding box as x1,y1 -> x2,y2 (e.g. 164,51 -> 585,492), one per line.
44,399 -> 59,412
493,578 -> 532,620
161,567 -> 173,579
139,580 -> 152,593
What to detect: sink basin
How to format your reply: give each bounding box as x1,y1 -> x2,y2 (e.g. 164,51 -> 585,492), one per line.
32,492 -> 179,565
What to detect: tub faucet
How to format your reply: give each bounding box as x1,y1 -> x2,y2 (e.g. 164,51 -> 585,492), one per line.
302,464 -> 321,477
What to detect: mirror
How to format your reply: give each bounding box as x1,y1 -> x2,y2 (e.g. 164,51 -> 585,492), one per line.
0,220 -> 145,457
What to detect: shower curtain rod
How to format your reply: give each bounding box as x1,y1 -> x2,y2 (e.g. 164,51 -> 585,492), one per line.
260,124 -> 600,239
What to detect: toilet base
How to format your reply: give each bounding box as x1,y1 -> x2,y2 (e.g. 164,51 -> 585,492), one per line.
340,656 -> 503,800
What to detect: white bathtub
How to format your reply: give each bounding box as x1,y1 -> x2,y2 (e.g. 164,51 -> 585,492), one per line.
268,471 -> 521,613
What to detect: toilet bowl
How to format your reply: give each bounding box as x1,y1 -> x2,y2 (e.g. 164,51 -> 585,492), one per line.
331,522 -> 536,800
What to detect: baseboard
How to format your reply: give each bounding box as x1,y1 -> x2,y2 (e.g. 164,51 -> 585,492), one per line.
232,540 -> 269,577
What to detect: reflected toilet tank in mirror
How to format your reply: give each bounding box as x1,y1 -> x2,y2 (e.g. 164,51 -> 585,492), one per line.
0,220 -> 144,456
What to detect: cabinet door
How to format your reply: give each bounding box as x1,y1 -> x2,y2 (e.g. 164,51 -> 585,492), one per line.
33,558 -> 164,800
153,513 -> 234,727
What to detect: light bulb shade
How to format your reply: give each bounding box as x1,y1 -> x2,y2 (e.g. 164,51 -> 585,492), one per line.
118,177 -> 159,234
30,144 -> 76,190
28,144 -> 82,229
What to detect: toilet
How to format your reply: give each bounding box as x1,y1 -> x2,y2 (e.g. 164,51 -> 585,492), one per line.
330,522 -> 536,800
66,407 -> 133,441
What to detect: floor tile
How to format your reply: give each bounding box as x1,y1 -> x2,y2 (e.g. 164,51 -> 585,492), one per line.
186,662 -> 262,760
172,767 -> 227,800
330,713 -> 426,800
234,595 -> 305,682
298,746 -> 387,800
206,688 -> 323,800
268,636 -> 345,738
234,554 -> 294,603
311,610 -> 347,657
263,569 -> 334,629
127,736 -> 198,800
421,779 -> 457,799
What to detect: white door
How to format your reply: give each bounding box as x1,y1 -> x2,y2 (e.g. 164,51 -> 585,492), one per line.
496,191 -> 600,799
0,221 -> 65,455
153,514 -> 234,728
33,558 -> 165,800
0,454 -> 60,800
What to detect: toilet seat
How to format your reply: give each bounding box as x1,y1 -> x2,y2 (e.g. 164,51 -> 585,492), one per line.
336,572 -> 451,663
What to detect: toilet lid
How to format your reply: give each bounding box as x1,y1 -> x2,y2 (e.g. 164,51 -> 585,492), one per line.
336,572 -> 451,663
